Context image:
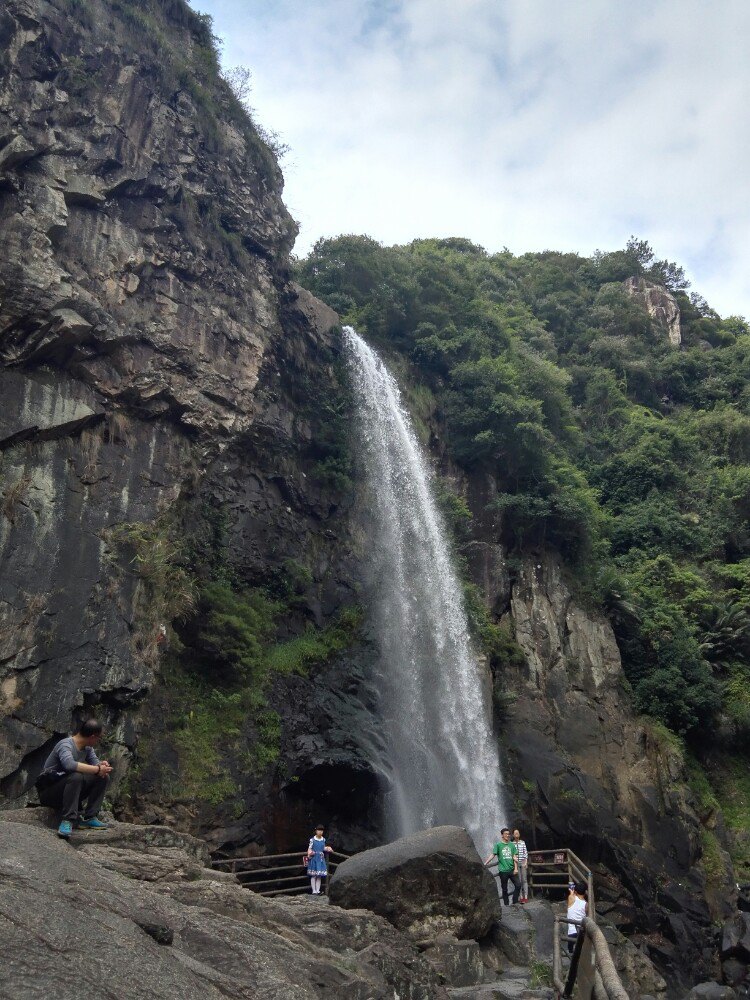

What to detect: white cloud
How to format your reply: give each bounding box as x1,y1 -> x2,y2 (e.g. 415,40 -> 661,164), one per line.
197,0 -> 750,316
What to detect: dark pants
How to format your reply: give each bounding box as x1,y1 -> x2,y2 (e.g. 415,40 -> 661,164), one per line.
567,933 -> 578,955
499,871 -> 521,905
38,772 -> 108,821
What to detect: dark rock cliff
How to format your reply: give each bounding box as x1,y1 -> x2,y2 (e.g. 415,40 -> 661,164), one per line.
0,0 -> 378,842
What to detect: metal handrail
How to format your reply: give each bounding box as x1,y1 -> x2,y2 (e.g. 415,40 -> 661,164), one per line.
212,850 -> 350,870
527,847 -> 595,920
211,849 -> 351,897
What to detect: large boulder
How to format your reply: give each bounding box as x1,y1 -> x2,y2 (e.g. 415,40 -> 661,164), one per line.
328,825 -> 501,943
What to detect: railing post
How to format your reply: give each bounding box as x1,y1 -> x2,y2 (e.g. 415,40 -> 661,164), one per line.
582,918 -> 629,1000
553,914 -> 566,995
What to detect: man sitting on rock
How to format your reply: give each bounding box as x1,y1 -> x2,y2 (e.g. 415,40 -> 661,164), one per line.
484,827 -> 521,905
35,719 -> 113,838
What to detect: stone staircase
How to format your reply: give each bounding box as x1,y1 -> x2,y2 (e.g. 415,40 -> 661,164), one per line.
421,900 -> 557,999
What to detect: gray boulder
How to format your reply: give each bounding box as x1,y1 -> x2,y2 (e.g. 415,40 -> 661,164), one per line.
328,825 -> 501,943
687,984 -> 737,1000
722,914 -> 750,963
722,959 -> 749,988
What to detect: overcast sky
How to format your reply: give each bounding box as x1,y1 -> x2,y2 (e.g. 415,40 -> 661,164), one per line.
193,0 -> 750,318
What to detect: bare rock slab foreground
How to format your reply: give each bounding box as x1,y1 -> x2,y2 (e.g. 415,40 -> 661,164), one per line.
0,815 -> 448,1000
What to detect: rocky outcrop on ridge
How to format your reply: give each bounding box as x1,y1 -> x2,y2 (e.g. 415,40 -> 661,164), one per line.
624,276 -> 682,346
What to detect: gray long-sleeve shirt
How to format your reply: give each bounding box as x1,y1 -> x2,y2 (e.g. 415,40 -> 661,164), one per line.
42,737 -> 100,777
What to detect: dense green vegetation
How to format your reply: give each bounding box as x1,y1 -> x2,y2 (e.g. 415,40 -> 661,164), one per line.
297,235 -> 750,749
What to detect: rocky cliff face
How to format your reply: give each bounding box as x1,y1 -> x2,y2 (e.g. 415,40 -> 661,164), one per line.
486,546 -> 732,988
0,0 -> 364,818
624,276 -> 682,345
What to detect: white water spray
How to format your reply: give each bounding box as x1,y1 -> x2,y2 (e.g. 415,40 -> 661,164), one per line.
345,326 -> 507,851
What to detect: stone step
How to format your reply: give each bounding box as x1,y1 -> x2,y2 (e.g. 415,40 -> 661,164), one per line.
495,899 -> 556,967
447,982 -> 553,1000
423,938 -> 496,987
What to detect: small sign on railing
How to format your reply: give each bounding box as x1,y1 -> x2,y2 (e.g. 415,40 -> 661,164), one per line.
554,851 -> 567,864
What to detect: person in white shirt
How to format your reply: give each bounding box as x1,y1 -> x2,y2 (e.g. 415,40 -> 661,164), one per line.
567,882 -> 588,954
512,829 -> 529,903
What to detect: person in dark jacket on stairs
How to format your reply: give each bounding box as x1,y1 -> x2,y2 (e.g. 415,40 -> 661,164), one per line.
35,719 -> 113,838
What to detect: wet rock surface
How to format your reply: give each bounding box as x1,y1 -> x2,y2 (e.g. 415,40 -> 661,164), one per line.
0,0 -> 294,787
329,826 -> 502,944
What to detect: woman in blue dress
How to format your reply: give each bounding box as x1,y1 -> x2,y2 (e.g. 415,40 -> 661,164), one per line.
306,824 -> 333,895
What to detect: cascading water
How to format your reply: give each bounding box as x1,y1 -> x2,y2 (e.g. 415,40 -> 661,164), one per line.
345,326 -> 507,852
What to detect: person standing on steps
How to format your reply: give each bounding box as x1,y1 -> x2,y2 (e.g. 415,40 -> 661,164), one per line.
35,719 -> 113,839
513,828 -> 529,903
306,824 -> 333,895
567,882 -> 588,954
484,827 -> 520,905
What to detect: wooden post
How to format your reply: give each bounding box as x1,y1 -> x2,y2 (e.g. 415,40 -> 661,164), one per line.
552,915 -> 566,995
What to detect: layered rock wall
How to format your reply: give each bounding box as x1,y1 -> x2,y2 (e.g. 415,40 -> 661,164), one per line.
0,0 -> 341,798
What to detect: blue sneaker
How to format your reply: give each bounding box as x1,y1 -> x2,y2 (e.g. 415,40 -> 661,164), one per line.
57,820 -> 73,838
78,817 -> 108,829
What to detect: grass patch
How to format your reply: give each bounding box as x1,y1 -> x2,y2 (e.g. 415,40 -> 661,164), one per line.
699,827 -> 726,884
529,962 -> 554,989
434,479 -> 474,544
642,718 -> 685,781
463,582 -> 526,672
170,682 -> 242,805
685,753 -> 720,821
713,753 -> 750,878
402,379 -> 436,444
1,474 -> 32,523
160,585 -> 364,803
105,516 -> 196,664
267,607 -> 363,674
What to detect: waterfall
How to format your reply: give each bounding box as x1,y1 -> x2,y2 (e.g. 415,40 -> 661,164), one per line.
344,326 -> 507,852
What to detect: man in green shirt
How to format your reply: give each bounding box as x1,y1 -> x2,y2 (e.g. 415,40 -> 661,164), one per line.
484,827 -> 520,905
